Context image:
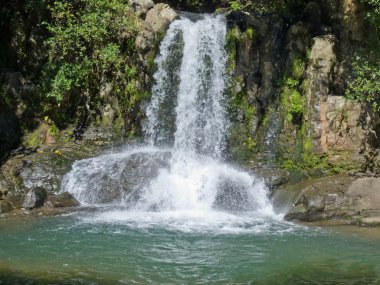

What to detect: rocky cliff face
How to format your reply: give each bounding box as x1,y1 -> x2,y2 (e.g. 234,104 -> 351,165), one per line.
225,0 -> 380,173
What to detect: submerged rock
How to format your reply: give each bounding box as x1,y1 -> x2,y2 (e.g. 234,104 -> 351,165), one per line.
214,179 -> 257,211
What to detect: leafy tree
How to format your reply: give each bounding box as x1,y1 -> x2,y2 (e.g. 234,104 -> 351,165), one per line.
346,0 -> 380,112
226,0 -> 308,15
43,0 -> 140,126
347,56 -> 380,112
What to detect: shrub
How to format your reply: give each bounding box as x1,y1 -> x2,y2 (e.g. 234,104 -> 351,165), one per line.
43,0 -> 139,125
345,0 -> 380,112
346,56 -> 380,112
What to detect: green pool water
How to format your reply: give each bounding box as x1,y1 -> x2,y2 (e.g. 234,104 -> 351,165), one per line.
0,209 -> 380,284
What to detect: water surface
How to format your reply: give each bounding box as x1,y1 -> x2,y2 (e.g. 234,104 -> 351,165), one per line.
1,210 -> 380,284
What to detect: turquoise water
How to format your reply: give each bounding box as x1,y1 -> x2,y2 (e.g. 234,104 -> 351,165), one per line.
1,209 -> 380,284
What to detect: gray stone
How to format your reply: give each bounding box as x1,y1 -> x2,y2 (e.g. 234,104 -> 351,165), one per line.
145,3 -> 178,34
135,22 -> 155,53
347,177 -> 380,211
130,0 -> 154,15
274,175 -> 380,225
45,192 -> 80,208
22,187 -> 47,209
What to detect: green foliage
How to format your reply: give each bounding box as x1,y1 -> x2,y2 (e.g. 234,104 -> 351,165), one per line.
229,1 -> 242,11
0,84 -> 14,109
346,1 -> 380,112
229,84 -> 257,163
242,27 -> 256,41
225,0 -> 308,15
277,56 -> 330,171
344,0 -> 380,113
360,0 -> 380,28
281,62 -> 305,123
288,89 -> 304,116
231,91 -> 255,125
43,0 -> 140,125
282,86 -> 304,122
346,56 -> 380,112
291,58 -> 305,79
226,27 -> 240,70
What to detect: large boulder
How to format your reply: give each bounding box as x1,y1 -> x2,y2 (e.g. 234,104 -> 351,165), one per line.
61,150 -> 172,205
0,143 -> 103,210
273,175 -> 380,226
145,3 -> 178,34
130,0 -> 154,16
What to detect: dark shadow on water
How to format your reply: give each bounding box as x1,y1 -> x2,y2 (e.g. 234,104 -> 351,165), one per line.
0,272 -> 109,285
1,262 -> 379,285
264,261 -> 380,285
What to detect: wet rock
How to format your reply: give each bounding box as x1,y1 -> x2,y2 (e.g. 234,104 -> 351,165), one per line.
274,175 -> 380,226
135,22 -> 156,53
61,150 -> 172,204
145,3 -> 178,34
286,23 -> 311,62
214,179 -> 253,211
120,152 -> 172,202
22,187 -> 47,209
0,143 -> 104,209
0,199 -> 13,213
45,192 -> 80,208
130,0 -> 154,16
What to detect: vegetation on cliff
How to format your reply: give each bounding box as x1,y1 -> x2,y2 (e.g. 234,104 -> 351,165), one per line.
346,0 -> 380,112
43,0 -> 143,130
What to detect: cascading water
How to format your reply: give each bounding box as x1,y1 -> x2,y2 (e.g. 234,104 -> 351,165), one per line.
61,13 -> 274,225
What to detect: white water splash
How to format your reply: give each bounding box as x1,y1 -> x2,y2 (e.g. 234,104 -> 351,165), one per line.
61,14 -> 275,224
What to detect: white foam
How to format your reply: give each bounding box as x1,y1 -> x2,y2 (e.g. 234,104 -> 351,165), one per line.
79,209 -> 286,235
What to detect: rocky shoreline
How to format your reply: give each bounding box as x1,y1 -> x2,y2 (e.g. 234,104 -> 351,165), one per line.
0,141 -> 109,218
272,174 -> 380,227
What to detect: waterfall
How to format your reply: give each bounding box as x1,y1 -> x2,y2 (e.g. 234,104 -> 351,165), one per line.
61,14 -> 272,215
145,14 -> 229,158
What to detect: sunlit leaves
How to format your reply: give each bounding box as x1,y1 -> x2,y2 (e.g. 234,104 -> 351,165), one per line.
43,0 -> 139,104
